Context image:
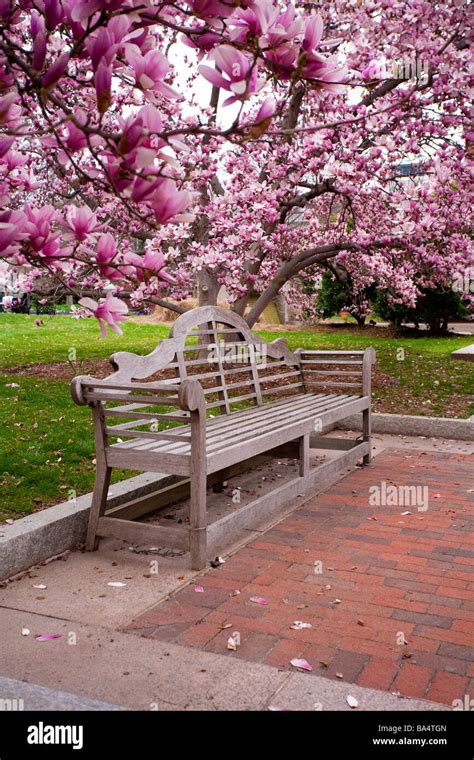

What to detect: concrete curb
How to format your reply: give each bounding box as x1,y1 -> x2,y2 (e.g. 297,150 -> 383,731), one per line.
0,676 -> 123,711
0,472 -> 180,582
334,412 -> 474,441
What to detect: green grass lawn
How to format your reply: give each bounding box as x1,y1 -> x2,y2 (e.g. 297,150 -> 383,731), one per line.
0,312 -> 169,368
1,313 -> 472,521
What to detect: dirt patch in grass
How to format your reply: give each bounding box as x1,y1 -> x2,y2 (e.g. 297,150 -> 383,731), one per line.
8,360 -> 111,382
372,391 -> 470,418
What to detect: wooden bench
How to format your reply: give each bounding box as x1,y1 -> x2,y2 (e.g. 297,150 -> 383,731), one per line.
71,306 -> 375,569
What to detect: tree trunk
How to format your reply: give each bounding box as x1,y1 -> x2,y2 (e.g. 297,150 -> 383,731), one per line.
197,270 -> 220,307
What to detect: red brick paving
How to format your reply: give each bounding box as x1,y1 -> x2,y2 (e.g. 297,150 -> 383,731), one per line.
126,449 -> 474,706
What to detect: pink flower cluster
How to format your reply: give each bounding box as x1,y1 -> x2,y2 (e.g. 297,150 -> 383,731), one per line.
0,0 -> 472,332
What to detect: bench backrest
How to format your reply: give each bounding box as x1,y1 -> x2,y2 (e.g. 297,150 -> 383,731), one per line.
102,306 -> 304,415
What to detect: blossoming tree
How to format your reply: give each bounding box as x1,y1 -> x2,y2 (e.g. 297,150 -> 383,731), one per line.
0,0 -> 472,332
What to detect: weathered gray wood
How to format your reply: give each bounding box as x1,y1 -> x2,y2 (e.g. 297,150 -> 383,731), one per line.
304,381 -> 362,390
84,382 -> 181,393
106,428 -> 192,443
97,517 -> 189,550
362,348 -> 375,464
303,370 -> 363,376
86,405 -> 111,551
116,394 -> 350,457
299,435 -> 310,477
311,437 -> 360,450
300,359 -> 364,365
84,392 -> 181,406
106,448 -> 191,475
206,397 -> 368,474
105,412 -> 189,430
180,378 -> 208,570
106,479 -> 190,521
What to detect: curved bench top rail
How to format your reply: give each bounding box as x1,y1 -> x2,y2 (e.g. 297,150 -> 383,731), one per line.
71,306 -> 303,409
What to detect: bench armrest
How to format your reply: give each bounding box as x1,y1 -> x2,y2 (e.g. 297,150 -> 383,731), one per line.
297,347 -> 376,397
178,378 -> 206,415
71,375 -> 181,407
361,348 -> 376,397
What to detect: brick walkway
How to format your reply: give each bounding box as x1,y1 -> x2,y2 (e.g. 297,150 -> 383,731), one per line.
127,449 -> 474,706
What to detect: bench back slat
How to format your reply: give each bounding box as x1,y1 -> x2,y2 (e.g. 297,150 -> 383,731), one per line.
85,306 -> 304,416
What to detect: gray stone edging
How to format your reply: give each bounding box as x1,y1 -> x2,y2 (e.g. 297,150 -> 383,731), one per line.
335,412 -> 474,441
0,472 -> 179,582
0,676 -> 123,711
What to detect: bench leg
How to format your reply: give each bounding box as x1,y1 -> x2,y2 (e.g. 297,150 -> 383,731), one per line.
86,464 -> 111,551
362,408 -> 372,465
299,434 -> 310,477
189,468 -> 207,570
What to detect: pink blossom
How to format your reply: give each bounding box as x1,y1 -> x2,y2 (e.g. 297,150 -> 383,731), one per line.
95,233 -> 121,279
31,12 -> 47,71
141,249 -> 176,283
79,292 -> 128,336
70,0 -> 126,24
63,206 -> 102,241
189,0 -> 239,20
33,30 -> 47,71
125,47 -> 179,99
254,97 -> 276,123
0,92 -> 17,124
302,15 -> 324,52
230,1 -> 278,42
42,53 -> 69,90
265,5 -> 305,48
63,119 -> 89,153
30,10 -> 44,39
301,55 -> 348,93
200,45 -> 261,105
0,136 -> 14,158
182,30 -> 222,56
95,60 -> 112,115
0,210 -> 27,257
44,0 -> 65,31
247,96 -> 276,136
361,60 -> 385,81
146,179 -> 194,224
88,28 -> 118,71
96,232 -> 116,263
23,205 -> 59,253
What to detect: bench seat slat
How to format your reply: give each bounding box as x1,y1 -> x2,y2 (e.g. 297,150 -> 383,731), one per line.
161,394 -> 348,456
110,393 -> 329,453
109,393 -> 357,456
